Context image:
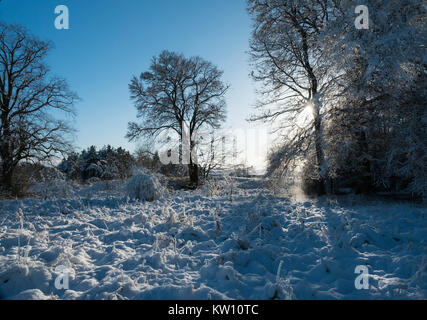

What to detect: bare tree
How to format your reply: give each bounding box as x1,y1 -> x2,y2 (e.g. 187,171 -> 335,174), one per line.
127,50 -> 229,186
247,0 -> 334,194
197,132 -> 233,181
0,23 -> 78,193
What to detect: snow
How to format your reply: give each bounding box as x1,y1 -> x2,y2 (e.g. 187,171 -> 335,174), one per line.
0,177 -> 426,300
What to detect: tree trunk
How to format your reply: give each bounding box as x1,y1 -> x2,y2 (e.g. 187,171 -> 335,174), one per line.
0,123 -> 14,193
312,96 -> 327,195
188,163 -> 199,188
302,26 -> 327,195
187,139 -> 199,187
0,163 -> 13,193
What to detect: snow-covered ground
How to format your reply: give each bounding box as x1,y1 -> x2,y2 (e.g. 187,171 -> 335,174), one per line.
0,177 -> 426,300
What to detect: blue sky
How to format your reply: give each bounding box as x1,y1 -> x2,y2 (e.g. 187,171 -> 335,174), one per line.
0,0 -> 263,160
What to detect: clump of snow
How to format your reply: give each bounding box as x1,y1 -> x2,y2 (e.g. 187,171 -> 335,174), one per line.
11,289 -> 52,300
124,173 -> 167,201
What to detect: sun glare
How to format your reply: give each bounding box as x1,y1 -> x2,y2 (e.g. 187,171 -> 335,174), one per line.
295,102 -> 314,126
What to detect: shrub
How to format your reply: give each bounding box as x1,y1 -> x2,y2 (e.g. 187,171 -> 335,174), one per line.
29,179 -> 76,199
124,173 -> 167,201
1,163 -> 65,198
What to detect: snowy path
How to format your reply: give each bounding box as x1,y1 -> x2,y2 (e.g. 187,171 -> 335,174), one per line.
0,177 -> 426,299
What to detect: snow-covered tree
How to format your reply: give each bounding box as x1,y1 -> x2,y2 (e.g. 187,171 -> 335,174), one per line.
58,146 -> 135,181
321,0 -> 426,197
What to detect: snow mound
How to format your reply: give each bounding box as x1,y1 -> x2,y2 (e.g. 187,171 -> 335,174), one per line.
124,173 -> 167,201
11,289 -> 52,300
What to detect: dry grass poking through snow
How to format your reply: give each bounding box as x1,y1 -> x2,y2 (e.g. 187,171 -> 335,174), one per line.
0,177 -> 426,299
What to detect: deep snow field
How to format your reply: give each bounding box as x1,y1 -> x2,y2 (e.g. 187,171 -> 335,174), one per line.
0,176 -> 426,300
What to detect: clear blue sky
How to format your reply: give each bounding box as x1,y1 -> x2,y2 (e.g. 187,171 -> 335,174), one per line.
0,0 -> 262,159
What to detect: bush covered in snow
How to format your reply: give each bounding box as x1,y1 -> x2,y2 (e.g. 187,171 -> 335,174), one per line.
124,173 -> 167,201
28,179 -> 77,199
3,163 -> 67,197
